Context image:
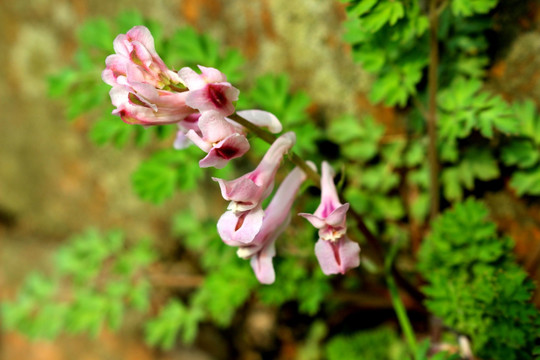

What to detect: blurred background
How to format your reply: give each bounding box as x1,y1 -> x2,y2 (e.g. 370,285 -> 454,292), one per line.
1,0 -> 540,359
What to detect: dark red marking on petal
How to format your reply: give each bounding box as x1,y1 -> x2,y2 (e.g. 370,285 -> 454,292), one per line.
207,84 -> 228,109
215,145 -> 239,159
235,212 -> 247,231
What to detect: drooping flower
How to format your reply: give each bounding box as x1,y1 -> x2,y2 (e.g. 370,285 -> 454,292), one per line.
173,109 -> 282,150
299,161 -> 349,241
216,132 -> 296,245
185,110 -> 250,168
178,65 -> 240,117
103,26 -> 198,125
214,132 -> 296,214
237,166 -> 309,284
299,161 -> 360,275
109,74 -> 196,125
102,26 -> 181,88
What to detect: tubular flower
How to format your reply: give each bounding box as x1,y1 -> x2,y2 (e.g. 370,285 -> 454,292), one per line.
109,73 -> 196,125
213,132 -> 296,214
102,25 -> 181,88
185,110 -> 250,168
215,133 -> 296,245
299,161 -> 360,275
178,65 -> 240,117
102,26 -> 198,125
235,166 -> 310,284
299,161 -> 349,241
173,109 -> 282,150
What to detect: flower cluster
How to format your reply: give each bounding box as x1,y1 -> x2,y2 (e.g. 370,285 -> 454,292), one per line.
103,26 -> 360,283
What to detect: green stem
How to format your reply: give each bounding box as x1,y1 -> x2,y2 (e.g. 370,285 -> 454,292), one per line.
387,273 -> 418,354
228,113 -> 320,184
385,242 -> 417,354
427,0 -> 441,220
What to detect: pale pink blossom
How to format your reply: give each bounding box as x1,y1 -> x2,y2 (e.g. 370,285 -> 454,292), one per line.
103,26 -> 198,125
178,65 -> 240,117
299,162 -> 349,241
109,73 -> 196,125
299,161 -> 360,275
185,111 -> 250,168
103,25 -> 181,88
213,132 -> 296,214
235,166 -> 309,284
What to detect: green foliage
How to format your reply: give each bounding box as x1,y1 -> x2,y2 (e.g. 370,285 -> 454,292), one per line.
257,256 -> 332,315
132,148 -> 203,203
441,147 -> 499,201
328,115 -> 384,162
438,12 -> 493,83
145,299 -> 203,349
167,210 -> 259,344
325,326 -> 408,360
413,340 -> 460,360
438,77 -> 516,141
451,0 -> 498,17
418,199 -> 539,360
343,0 -> 429,106
502,100 -> 540,196
164,27 -> 245,82
2,229 -> 156,339
240,74 -> 320,156
510,167 -> 540,196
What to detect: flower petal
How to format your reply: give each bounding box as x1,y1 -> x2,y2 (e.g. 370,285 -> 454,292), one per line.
198,133 -> 250,169
314,236 -> 360,275
250,240 -> 276,284
235,110 -> 283,134
217,207 -> 264,245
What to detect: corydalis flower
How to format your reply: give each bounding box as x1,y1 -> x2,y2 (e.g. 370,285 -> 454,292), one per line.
178,65 -> 240,117
299,162 -> 349,241
214,132 -> 296,214
173,110 -> 282,150
185,110 -> 250,169
103,26 -> 197,125
216,132 -> 296,245
102,26 -> 181,88
109,76 -> 196,125
299,161 -> 360,275
236,166 -> 309,284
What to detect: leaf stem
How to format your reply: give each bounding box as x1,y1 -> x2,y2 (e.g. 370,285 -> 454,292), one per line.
228,113 -> 321,184
385,241 -> 417,354
427,0 -> 441,220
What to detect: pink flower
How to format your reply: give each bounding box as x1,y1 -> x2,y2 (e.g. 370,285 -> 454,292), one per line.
217,207 -> 265,246
184,110 -> 250,168
103,25 -> 181,89
299,162 -> 349,241
178,66 -> 240,117
299,161 -> 360,275
103,26 -> 198,125
236,166 -> 309,284
173,109 -> 282,150
109,74 -> 196,125
213,132 -> 296,214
